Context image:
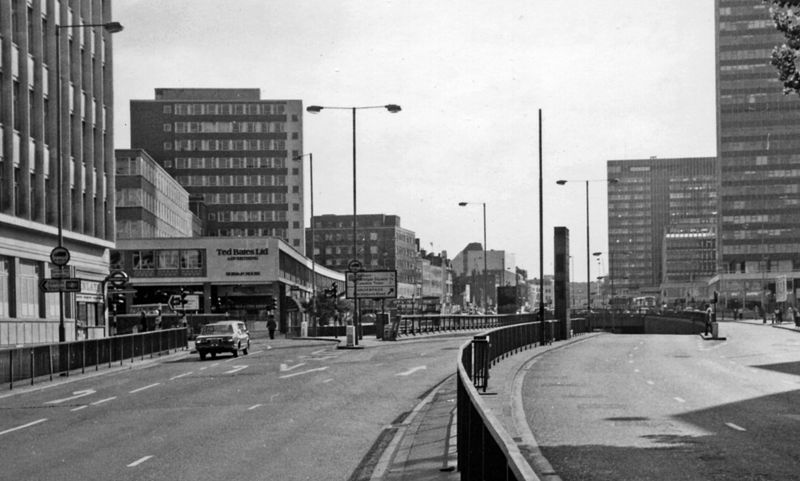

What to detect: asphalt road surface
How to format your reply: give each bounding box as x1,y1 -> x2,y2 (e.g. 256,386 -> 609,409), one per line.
524,322 -> 800,481
0,334 -> 470,481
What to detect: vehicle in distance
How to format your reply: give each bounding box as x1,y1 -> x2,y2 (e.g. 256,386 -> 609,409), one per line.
195,321 -> 250,360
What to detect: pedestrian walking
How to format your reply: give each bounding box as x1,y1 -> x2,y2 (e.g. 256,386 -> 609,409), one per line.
774,307 -> 782,324
267,316 -> 277,339
705,304 -> 713,336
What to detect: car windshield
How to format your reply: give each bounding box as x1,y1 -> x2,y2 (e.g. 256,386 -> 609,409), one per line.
200,324 -> 234,335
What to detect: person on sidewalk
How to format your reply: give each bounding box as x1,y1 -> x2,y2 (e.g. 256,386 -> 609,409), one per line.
267,316 -> 277,339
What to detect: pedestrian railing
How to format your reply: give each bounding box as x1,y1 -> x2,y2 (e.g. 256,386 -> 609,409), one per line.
456,319 -> 581,480
0,328 -> 188,390
398,313 -> 540,337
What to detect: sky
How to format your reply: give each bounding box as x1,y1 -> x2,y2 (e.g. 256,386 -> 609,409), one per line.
112,0 -> 718,282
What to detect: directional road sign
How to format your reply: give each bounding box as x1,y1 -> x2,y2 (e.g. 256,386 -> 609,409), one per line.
346,270 -> 397,299
40,278 -> 81,293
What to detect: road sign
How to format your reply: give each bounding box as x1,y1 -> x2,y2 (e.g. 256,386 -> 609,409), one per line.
348,259 -> 363,273
51,266 -> 70,279
40,278 -> 81,293
50,246 -> 70,266
168,295 -> 184,310
346,270 -> 397,299
107,270 -> 129,288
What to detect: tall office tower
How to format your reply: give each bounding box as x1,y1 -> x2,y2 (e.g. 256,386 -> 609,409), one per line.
607,157 -> 718,297
130,89 -> 305,250
716,2 -> 800,278
0,0 -> 118,345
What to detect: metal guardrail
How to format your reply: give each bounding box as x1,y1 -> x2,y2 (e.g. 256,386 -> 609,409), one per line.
456,318 -> 582,480
0,328 -> 188,390
398,313 -> 541,337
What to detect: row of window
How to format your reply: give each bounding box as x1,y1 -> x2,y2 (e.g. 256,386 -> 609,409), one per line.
168,139 -> 287,152
169,156 -> 287,169
176,175 -> 288,187
166,103 -> 290,116
211,228 -> 288,238
132,249 -> 204,270
172,121 -> 286,133
209,210 -> 289,222
203,192 -> 287,205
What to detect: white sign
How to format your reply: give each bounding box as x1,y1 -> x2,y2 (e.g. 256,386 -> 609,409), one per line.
346,270 -> 397,299
777,276 -> 788,302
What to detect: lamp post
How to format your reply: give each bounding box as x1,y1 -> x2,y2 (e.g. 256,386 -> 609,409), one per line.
293,153 -> 316,335
555,178 -> 618,314
306,104 -> 401,344
55,21 -> 123,343
458,202 -> 488,313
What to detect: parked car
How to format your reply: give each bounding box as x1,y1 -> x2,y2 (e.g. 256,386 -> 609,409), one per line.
195,321 -> 250,360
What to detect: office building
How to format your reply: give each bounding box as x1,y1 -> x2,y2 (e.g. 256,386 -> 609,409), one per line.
716,1 -> 800,304
0,0 -> 118,345
129,89 -> 305,250
607,157 -> 717,297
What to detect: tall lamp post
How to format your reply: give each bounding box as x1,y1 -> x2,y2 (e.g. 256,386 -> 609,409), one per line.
306,104 -> 401,344
555,178 -> 618,314
56,21 -> 123,342
458,202 -> 488,313
294,153 -> 316,335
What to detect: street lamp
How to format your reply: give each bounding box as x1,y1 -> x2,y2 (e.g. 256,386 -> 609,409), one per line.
555,178 -> 619,314
56,21 -> 123,342
458,202 -> 488,313
293,153 -> 316,335
306,104 -> 401,344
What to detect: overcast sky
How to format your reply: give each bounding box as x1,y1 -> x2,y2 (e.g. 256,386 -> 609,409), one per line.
112,0 -> 718,282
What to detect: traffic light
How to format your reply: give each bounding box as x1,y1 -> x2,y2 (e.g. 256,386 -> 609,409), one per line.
110,292 -> 125,312
267,296 -> 277,311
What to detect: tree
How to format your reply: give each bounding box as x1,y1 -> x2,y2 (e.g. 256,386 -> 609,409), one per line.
301,291 -> 352,326
766,1 -> 800,94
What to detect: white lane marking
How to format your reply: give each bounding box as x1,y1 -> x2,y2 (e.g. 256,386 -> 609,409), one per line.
127,455 -> 154,467
248,350 -> 262,355
279,367 -> 329,379
270,393 -> 280,402
322,378 -> 334,383
224,365 -> 248,374
674,397 -> 686,403
634,369 -> 640,373
310,355 -> 338,362
90,396 -> 117,406
129,383 -> 160,394
726,422 -> 747,432
247,404 -> 263,411
199,366 -> 208,371
628,360 -> 634,364
396,366 -> 427,377
45,389 -> 96,405
266,345 -> 273,350
70,405 -> 88,412
170,372 -> 193,380
646,380 -> 655,385
311,349 -> 328,355
0,418 -> 48,436
211,363 -> 220,368
280,362 -> 306,372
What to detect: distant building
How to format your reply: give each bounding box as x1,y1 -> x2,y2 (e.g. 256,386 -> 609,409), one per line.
129,89 -> 305,249
115,149 -> 196,239
607,156 -> 718,297
451,243 -> 517,309
0,2 -> 119,345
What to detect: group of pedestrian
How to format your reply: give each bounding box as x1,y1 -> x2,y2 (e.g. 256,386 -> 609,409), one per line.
765,306 -> 800,325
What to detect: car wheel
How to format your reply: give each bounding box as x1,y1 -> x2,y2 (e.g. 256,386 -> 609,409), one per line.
199,352 -> 206,361
243,341 -> 249,355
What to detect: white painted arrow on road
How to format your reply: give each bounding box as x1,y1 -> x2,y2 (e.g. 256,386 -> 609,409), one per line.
45,389 -> 96,405
280,362 -> 306,372
396,366 -> 427,376
224,365 -> 248,374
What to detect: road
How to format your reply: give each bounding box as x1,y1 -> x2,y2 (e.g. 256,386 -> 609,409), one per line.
523,322 -> 800,481
0,334 -> 470,481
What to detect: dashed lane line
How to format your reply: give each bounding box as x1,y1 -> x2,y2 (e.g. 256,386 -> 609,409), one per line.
70,405 -> 88,412
90,396 -> 117,406
170,372 -> 193,380
0,418 -> 48,437
674,397 -> 686,403
279,367 -> 329,379
646,380 -> 655,385
247,404 -> 263,411
127,455 -> 154,467
129,383 -> 160,394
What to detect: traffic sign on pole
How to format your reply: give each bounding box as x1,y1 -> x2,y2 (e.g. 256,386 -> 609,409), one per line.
107,270 -> 129,288
50,246 -> 70,266
40,278 -> 81,293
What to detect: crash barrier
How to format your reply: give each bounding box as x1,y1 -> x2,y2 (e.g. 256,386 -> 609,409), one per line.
0,328 -> 188,390
397,313 -> 548,337
457,319 -> 582,480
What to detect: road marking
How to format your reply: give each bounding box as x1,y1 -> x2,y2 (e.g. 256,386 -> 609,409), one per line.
170,372 -> 193,380
91,396 -> 117,406
0,418 -> 47,436
280,362 -> 307,372
674,397 -> 686,403
248,404 -> 263,411
646,380 -> 655,385
70,405 -> 88,412
211,363 -> 220,367
249,350 -> 262,355
726,422 -> 747,432
634,369 -> 640,373
279,367 -> 329,379
224,365 -> 248,374
270,393 -> 280,402
397,366 -> 427,376
127,455 -> 154,467
312,349 -> 328,355
45,389 -> 96,405
129,383 -> 160,394
323,378 -> 334,383
199,366 -> 208,371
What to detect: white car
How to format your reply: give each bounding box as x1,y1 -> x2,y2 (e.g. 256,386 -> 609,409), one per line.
195,321 -> 250,360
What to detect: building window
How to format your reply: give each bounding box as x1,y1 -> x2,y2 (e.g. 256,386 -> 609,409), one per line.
163,123 -> 172,132
181,250 -> 204,269
163,105 -> 172,114
293,203 -> 300,211
133,251 -> 155,270
158,250 -> 180,269
163,142 -> 173,150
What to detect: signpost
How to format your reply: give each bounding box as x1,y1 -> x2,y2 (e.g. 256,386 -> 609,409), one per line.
346,270 -> 398,299
50,246 -> 70,266
40,278 -> 81,293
